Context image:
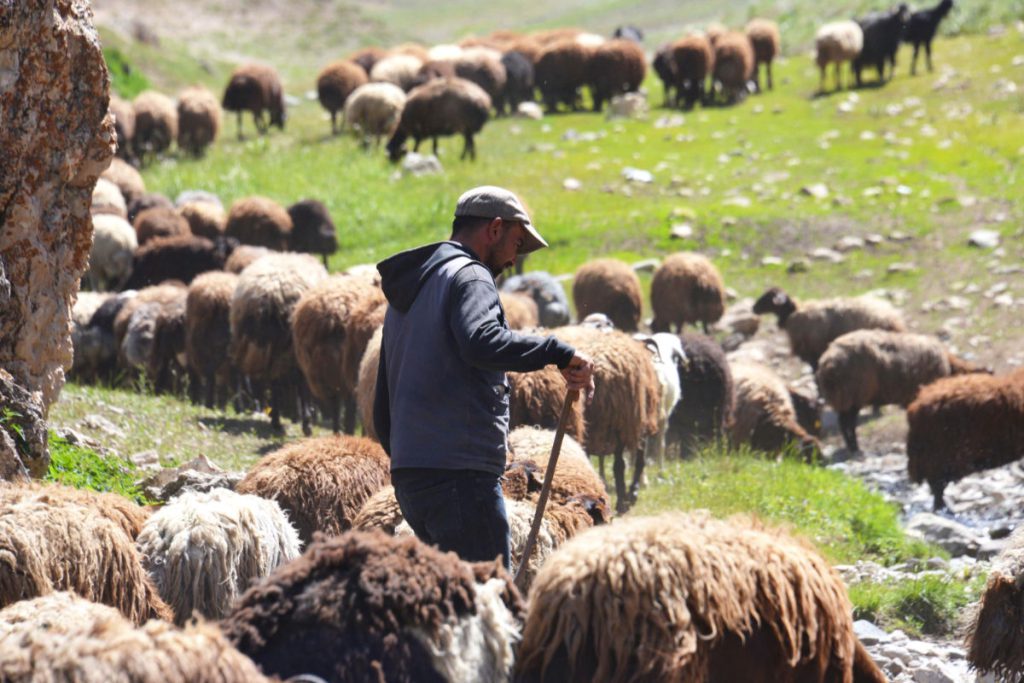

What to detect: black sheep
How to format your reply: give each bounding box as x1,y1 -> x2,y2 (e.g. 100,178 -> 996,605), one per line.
667,333 -> 734,457
497,51 -> 534,116
287,199 -> 338,267
123,235 -> 236,290
386,78 -> 491,162
652,44 -> 677,107
903,0 -> 954,75
612,25 -> 644,43
854,4 -> 910,85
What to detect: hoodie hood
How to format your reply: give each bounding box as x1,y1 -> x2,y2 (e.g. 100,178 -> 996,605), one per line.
377,241 -> 481,313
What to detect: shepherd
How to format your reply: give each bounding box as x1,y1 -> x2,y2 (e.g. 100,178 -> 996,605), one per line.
373,186 -> 595,570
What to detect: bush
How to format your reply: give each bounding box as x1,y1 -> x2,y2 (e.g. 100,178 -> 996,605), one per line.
849,573 -> 988,637
45,433 -> 154,505
104,47 -> 151,99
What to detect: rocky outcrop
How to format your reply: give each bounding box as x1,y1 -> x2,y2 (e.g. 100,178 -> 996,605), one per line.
0,0 -> 116,409
0,369 -> 49,479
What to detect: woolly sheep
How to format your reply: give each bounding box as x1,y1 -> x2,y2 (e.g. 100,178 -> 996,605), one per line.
514,512 -> 886,683
500,291 -> 539,329
729,361 -> 822,460
534,39 -> 591,113
343,81 -> 408,148
230,253 -> 326,431
386,77 -> 492,162
455,47 -> 508,106
175,85 -> 221,156
184,271 -> 238,407
222,63 -> 286,138
132,90 -> 178,158
585,39 -> 646,112
815,21 -> 864,92
222,530 -> 523,683
317,59 -> 369,134
72,291 -> 112,330
225,244 -> 272,273
87,213 -> 137,290
90,177 -> 127,218
392,42 -> 431,62
669,332 -> 735,456
100,156 -> 146,206
966,525 -> 1024,680
109,94 -> 136,161
669,33 -> 714,109
73,291 -> 132,381
506,425 -> 608,509
175,189 -> 223,210
236,434 -> 390,544
653,44 -> 677,106
650,252 -> 726,333
712,31 -> 755,104
906,368 -> 1024,510
351,483 -> 403,534
904,0 -> 955,75
287,199 -> 338,265
113,282 -> 187,353
225,195 -> 293,250
705,22 -> 728,46
133,205 -> 191,246
349,46 -> 388,75
0,592 -> 271,683
136,488 -> 301,625
123,234 -> 232,290
572,258 -> 642,332
127,191 -> 174,224
508,363 -> 587,445
497,51 -> 534,115
752,287 -> 907,371
0,498 -> 171,624
633,333 -> 685,468
500,271 -> 570,328
370,53 -> 424,91
0,480 -> 149,540
356,326 -> 383,440
120,289 -> 187,390
178,199 -> 226,239
745,18 -> 780,91
428,43 -> 464,62
817,329 -> 985,452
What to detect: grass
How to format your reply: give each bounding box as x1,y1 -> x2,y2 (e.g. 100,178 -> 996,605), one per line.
849,572 -> 988,637
103,46 -> 152,99
46,433 -> 155,506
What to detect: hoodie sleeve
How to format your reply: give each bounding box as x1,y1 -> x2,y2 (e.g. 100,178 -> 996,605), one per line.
449,264 -> 576,373
372,344 -> 392,456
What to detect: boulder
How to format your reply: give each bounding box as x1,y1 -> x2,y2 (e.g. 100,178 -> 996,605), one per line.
0,369 -> 49,479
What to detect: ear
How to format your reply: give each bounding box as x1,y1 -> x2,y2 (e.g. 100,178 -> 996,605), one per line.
486,217 -> 504,243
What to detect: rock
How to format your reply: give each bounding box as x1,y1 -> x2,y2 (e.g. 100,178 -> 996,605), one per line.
562,177 -> 581,191
0,369 -> 49,479
515,102 -> 543,120
80,413 -> 125,439
854,620 -> 889,646
888,262 -> 918,274
835,236 -> 865,252
787,258 -> 810,273
128,449 -> 160,470
968,229 -> 1001,249
622,167 -> 653,183
607,92 -> 647,119
715,299 -> 760,337
801,183 -> 829,199
631,258 -> 659,274
670,223 -> 693,239
761,256 -> 783,266
911,662 -> 960,683
140,454 -> 243,502
400,153 -> 442,177
0,0 -> 116,408
809,247 -> 845,263
905,512 -> 982,557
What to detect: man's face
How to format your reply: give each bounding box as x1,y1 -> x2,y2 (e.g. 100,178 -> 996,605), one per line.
483,220 -> 525,277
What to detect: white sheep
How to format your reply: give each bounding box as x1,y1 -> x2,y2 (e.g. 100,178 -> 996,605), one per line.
815,20 -> 864,92
91,177 -> 127,218
634,332 -> 684,468
136,488 -> 301,625
343,82 -> 408,148
369,53 -> 424,91
87,213 -> 137,291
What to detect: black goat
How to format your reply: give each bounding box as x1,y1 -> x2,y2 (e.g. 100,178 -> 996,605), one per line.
854,4 -> 910,85
903,0 -> 954,75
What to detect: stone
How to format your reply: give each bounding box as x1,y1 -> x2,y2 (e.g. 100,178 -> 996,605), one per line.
801,183 -> 829,199
515,102 -> 543,120
835,236 -> 866,252
670,223 -> 693,239
607,92 -> 647,119
400,153 -> 442,176
622,167 -> 653,183
787,258 -> 810,273
888,262 -> 918,274
128,449 -> 160,470
911,663 -> 959,683
81,413 -> 125,439
631,259 -> 659,274
761,256 -> 783,266
0,369 -> 49,479
853,620 -> 889,646
0,0 -> 116,408
968,229 -> 1001,249
905,512 -> 982,557
809,247 -> 845,263
562,177 -> 581,191
140,454 -> 243,502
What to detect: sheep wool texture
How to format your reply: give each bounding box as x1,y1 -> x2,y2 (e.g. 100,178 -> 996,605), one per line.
816,21 -> 864,68
455,48 -> 508,104
572,258 -> 643,332
506,426 -> 609,512
132,90 -> 178,156
508,363 -> 587,445
0,592 -> 272,683
317,60 -> 369,128
133,205 -> 191,247
100,158 -> 146,206
113,282 -> 188,350
729,361 -> 820,455
356,326 -> 383,440
236,434 -> 391,544
965,525 -> 1024,681
109,95 -> 136,160
222,530 -> 524,683
224,195 -> 293,251
500,291 -> 539,330
0,481 -> 149,540
650,252 -> 726,332
0,498 -> 172,625
178,199 -> 226,239
88,213 -> 137,289
224,244 -> 271,273
370,53 -> 424,91
176,85 -> 222,155
90,177 -> 127,218
124,234 -> 227,290
185,271 -> 238,392
515,512 -> 869,683
713,31 -> 756,96
351,483 -> 404,534
344,81 -> 408,144
585,39 -> 646,111
136,488 -> 301,625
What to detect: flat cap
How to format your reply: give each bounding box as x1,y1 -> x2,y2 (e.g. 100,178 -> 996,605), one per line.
454,185 -> 548,254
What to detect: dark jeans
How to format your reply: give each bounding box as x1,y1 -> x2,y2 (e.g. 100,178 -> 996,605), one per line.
392,468 -> 511,570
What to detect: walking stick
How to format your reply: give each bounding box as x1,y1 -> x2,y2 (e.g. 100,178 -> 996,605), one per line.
513,388 -> 580,592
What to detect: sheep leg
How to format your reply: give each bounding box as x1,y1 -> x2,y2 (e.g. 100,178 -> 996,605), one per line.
613,444 -> 630,514
702,321 -> 710,335
628,441 -> 647,504
432,137 -> 439,156
911,44 -> 920,75
269,382 -> 284,434
767,61 -> 773,90
343,394 -> 357,435
925,41 -> 933,72
236,111 -> 244,140
330,111 -> 337,136
838,408 -> 859,452
204,371 -> 216,409
598,453 -> 606,484
298,382 -> 313,437
929,480 -> 947,511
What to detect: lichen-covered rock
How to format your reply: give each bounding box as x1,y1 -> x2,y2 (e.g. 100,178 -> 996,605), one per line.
0,0 -> 116,409
0,369 -> 49,479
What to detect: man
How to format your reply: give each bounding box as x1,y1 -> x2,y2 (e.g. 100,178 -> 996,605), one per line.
373,185 -> 595,570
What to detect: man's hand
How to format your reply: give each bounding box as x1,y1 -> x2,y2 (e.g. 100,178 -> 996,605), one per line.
561,352 -> 595,402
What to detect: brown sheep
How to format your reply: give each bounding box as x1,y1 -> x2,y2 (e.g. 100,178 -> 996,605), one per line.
133,205 -> 191,246
455,47 -> 508,105
100,157 -> 145,207
729,361 -> 822,461
653,43 -> 677,107
712,31 -> 755,103
176,85 -> 221,156
508,363 -> 587,445
531,28 -> 583,45
317,60 -> 369,134
185,271 -> 239,408
670,33 -> 715,109
224,244 -> 271,273
356,326 -> 383,441
235,435 -> 391,544
127,191 -> 174,224
650,252 -> 726,333
572,258 -> 642,332
504,37 -> 544,65
534,39 -> 591,113
350,483 -> 403,534
369,53 -> 425,91
224,195 -> 293,250
506,425 -> 609,513
109,94 -> 136,161
392,42 -> 431,62
0,481 -> 149,540
113,281 -> 188,355
965,525 -> 1024,680
221,63 -> 286,138
515,512 -> 887,683
178,199 -> 225,239
907,368 -> 1024,510
386,77 -> 492,162
292,275 -> 386,435
746,18 -> 781,91
349,46 -> 388,76
123,233 -> 230,290
585,39 -> 647,112
500,291 -> 539,329
132,90 -> 178,158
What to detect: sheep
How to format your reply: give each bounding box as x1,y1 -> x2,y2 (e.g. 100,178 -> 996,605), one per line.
499,291 -> 539,330
236,434 -> 390,544
127,190 -> 174,224
222,530 -> 523,683
292,275 -> 386,435
109,94 -> 136,161
230,253 -> 326,432
428,43 -> 464,62
0,498 -> 172,624
752,287 -> 907,372
73,291 -> 132,382
133,205 -> 191,246
817,329 -> 985,452
0,592 -> 272,683
184,271 -> 238,408
343,81 -> 408,148
534,39 -> 591,113
745,18 -> 780,91
173,85 -> 221,157
132,90 -> 178,158
729,361 -> 822,461
317,59 -> 369,135
87,213 -> 137,291
633,333 -> 685,468
586,39 -> 646,112
508,363 -> 587,445
136,488 -> 301,625
414,58 -> 458,88
712,31 -> 755,104
904,0 -> 954,75
100,156 -> 146,206
370,53 -> 424,91
815,21 -> 864,92
349,46 -> 388,76
113,282 -> 188,363
121,290 -> 188,392
175,189 -> 223,210
455,47 -> 508,107
653,44 -> 677,106
668,332 -> 734,457
90,177 -> 127,218
386,77 -> 492,162
965,525 -> 1024,680
0,480 -> 150,540
222,63 -> 286,138
72,290 -> 112,330
853,5 -> 910,85
123,234 -> 233,290
500,271 -> 571,328
505,36 -> 544,65
496,50 -> 534,115
670,33 -> 715,109
225,195 -> 293,250
392,42 -> 431,62
351,484 -> 404,534
356,326 -> 383,440
906,368 -> 1024,510
514,512 -> 886,683
650,252 -> 726,334
572,258 -> 642,332
507,425 -> 609,511
287,199 -> 338,266
613,25 -> 644,42
178,198 -> 226,239
553,326 -> 660,513
225,244 -> 272,273
705,22 -> 728,46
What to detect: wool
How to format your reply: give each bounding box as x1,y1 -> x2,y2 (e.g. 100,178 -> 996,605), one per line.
669,34 -> 714,109
221,63 -> 286,137
650,252 -> 726,333
572,258 -> 642,332
132,90 -> 178,157
965,525 -> 1024,680
224,195 -> 293,251
386,77 -> 492,162
729,361 -> 821,460
185,271 -> 238,407
585,39 -> 646,112
0,481 -> 150,540
317,60 -> 369,134
176,85 -> 222,156
500,291 -> 540,330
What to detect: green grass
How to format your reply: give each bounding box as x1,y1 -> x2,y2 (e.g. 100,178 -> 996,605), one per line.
46,433 -> 155,506
849,572 -> 988,637
103,46 -> 152,99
